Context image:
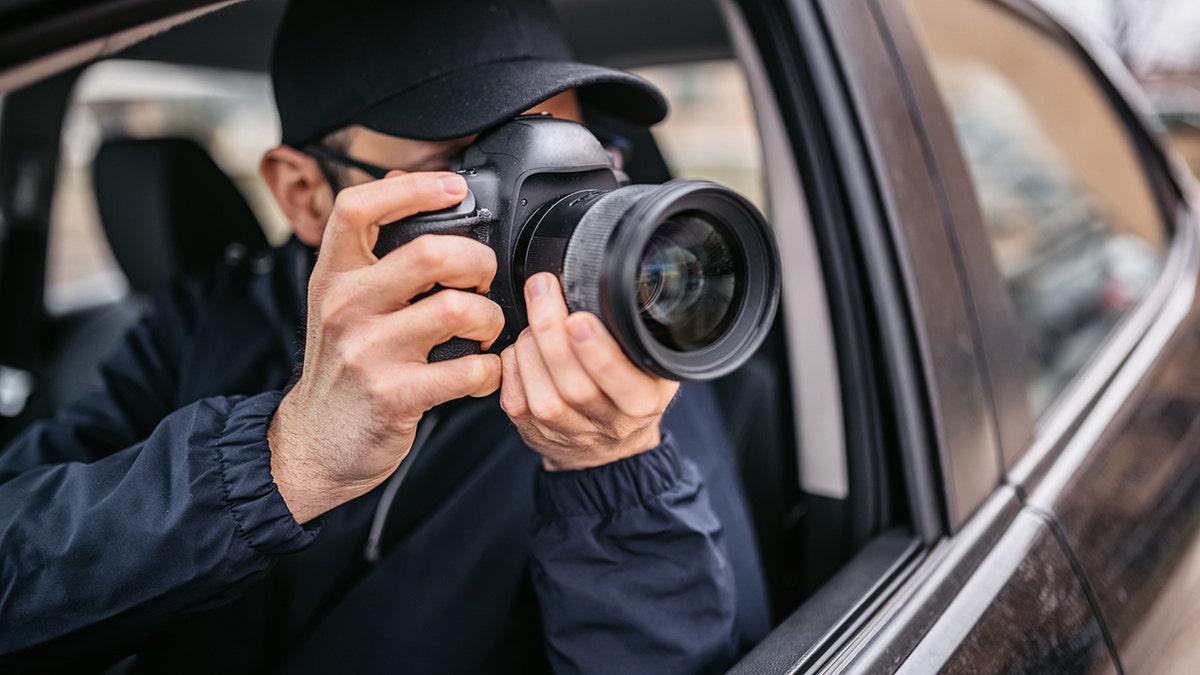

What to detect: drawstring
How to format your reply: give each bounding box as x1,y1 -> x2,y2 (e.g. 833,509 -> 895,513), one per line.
363,410 -> 441,563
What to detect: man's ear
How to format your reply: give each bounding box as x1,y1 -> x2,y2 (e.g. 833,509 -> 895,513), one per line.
260,146 -> 334,247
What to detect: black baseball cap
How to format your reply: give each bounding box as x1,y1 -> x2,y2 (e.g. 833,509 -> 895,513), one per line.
271,0 -> 669,147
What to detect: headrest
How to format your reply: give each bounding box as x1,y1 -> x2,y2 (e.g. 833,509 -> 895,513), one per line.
93,137 -> 269,293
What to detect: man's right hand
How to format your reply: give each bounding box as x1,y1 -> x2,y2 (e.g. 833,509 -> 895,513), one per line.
268,172 -> 504,524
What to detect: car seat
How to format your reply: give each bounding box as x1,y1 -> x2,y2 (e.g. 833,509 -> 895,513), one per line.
39,137 -> 268,412
92,137 -> 269,291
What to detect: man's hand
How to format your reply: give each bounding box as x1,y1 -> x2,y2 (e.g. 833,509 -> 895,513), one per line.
500,273 -> 679,471
269,172 -> 504,523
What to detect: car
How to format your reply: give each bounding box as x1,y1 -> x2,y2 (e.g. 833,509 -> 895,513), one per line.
1,0 -> 1198,671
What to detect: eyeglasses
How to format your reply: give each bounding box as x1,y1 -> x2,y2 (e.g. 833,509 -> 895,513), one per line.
303,144 -> 391,180
303,129 -> 632,184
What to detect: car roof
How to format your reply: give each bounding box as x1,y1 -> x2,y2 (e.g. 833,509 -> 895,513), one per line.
0,0 -> 732,94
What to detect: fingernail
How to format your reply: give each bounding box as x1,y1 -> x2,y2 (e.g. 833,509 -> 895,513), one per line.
439,174 -> 465,194
528,274 -> 548,299
568,316 -> 594,342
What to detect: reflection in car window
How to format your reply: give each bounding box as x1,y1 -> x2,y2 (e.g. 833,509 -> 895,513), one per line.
904,0 -> 1169,416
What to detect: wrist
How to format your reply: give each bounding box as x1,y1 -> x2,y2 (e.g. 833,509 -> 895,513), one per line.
540,425 -> 663,472
267,400 -> 366,523
534,437 -> 688,517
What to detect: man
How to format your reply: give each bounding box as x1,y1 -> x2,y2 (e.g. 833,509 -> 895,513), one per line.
0,0 -> 770,672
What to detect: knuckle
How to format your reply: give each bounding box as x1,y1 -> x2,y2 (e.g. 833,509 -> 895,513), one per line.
317,293 -> 354,334
588,349 -> 620,373
488,302 -> 506,334
500,388 -> 528,419
363,370 -> 393,403
434,291 -> 471,324
338,336 -> 373,372
626,396 -> 660,419
331,189 -> 367,223
528,395 -> 566,423
527,311 -> 558,334
561,381 -> 600,408
478,244 -> 498,271
500,397 -> 524,419
405,235 -> 446,268
465,355 -> 491,387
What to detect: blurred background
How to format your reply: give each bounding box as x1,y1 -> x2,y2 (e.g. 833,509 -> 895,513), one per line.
41,0 -> 1200,320
1039,0 -> 1200,175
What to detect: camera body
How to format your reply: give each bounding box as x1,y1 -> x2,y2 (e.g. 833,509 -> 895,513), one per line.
374,115 -> 780,381
375,115 -> 619,358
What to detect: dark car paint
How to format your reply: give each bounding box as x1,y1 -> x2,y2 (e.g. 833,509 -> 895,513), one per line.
1032,253 -> 1200,670
734,0 -> 1200,671
2,0 -> 1200,672
905,511 -> 1119,673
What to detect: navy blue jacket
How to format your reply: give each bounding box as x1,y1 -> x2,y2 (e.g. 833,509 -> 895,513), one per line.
0,239 -> 770,673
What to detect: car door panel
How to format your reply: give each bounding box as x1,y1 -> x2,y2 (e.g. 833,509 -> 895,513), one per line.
869,0 -> 1200,670
833,487 -> 1023,672
1026,220 -> 1200,670
796,0 -> 1197,670
895,510 -> 1117,674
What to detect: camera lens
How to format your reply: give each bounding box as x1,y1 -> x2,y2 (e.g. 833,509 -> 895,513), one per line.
519,179 -> 779,381
635,213 -> 739,351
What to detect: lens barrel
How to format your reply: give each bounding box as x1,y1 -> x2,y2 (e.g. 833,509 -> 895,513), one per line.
521,179 -> 780,381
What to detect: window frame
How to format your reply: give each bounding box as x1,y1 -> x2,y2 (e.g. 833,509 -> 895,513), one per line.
873,0 -> 1193,490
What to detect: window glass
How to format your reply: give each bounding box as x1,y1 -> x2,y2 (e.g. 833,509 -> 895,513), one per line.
904,0 -> 1170,415
47,60 -> 286,314
631,60 -> 765,210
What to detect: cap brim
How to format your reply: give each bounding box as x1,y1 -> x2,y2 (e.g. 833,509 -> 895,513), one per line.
353,59 -> 668,141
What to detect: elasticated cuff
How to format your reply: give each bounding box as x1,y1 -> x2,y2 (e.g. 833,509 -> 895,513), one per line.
214,390 -> 321,554
533,434 -> 689,518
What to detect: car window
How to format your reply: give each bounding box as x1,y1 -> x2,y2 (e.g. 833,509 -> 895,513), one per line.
46,59 -> 285,315
631,60 -> 765,211
903,0 -> 1171,416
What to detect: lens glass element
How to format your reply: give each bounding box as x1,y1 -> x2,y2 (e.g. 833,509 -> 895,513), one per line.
635,211 -> 741,351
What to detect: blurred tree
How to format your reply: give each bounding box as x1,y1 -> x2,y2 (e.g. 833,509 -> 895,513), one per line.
1110,0 -> 1169,74
1038,0 -> 1200,76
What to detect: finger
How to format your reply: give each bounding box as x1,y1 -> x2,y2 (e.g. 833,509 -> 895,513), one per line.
499,346 -> 528,419
368,289 -> 505,359
524,274 -> 614,419
386,353 -> 502,411
316,172 -> 468,274
353,235 -> 498,314
565,312 -> 678,418
514,329 -> 588,427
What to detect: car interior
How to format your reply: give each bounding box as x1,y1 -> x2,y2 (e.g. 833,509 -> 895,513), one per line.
0,0 -> 917,662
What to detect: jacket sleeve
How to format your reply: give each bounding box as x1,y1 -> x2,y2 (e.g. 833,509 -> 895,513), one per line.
0,274 -> 316,660
0,280 -> 204,482
0,391 -> 318,659
530,437 -> 738,675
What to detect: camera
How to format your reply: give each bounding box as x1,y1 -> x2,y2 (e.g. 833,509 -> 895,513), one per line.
374,115 -> 780,381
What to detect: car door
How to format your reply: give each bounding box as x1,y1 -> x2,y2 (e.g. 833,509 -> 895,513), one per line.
728,0 -> 1198,671
883,0 -> 1200,671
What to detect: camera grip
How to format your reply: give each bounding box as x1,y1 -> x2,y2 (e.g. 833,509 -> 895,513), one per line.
428,336 -> 483,362
409,283 -> 485,363
375,203 -> 496,363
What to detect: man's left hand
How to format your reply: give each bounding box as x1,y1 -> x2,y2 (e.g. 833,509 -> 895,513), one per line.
500,273 -> 679,471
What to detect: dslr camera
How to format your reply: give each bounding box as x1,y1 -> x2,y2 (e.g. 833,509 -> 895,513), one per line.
374,115 -> 780,381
